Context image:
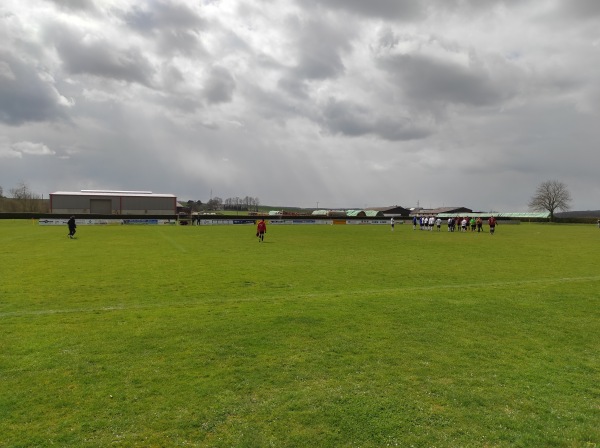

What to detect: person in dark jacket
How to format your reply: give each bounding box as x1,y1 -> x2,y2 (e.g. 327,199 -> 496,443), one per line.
67,216 -> 77,239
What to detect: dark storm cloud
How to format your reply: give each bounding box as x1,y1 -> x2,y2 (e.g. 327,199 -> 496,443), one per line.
302,0 -> 423,21
162,64 -> 185,86
124,1 -> 205,34
0,52 -> 67,125
45,0 -> 97,12
321,98 -> 430,141
300,0 -> 541,23
430,0 -> 535,15
288,17 -> 352,80
556,0 -> 600,19
156,29 -> 205,56
240,81 -> 310,124
123,2 -> 207,57
277,76 -> 309,99
203,66 -> 236,104
378,53 -> 509,109
51,27 -> 155,86
295,44 -> 345,80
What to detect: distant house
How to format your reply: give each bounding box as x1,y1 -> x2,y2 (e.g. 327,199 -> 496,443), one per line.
50,190 -> 177,215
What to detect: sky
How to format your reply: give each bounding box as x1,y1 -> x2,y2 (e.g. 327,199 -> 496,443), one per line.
1,0 -> 599,211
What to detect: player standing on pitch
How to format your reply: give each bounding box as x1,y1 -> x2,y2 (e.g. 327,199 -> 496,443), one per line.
257,219 -> 267,242
67,216 -> 77,239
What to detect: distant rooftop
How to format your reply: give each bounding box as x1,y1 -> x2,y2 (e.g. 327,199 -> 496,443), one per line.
51,190 -> 176,198
437,212 -> 551,218
81,189 -> 153,194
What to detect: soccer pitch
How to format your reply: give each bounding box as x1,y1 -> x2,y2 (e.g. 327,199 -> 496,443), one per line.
1,220 -> 599,447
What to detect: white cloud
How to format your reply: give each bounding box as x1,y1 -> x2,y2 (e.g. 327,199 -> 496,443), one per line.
11,141 -> 56,156
0,139 -> 56,158
0,137 -> 22,158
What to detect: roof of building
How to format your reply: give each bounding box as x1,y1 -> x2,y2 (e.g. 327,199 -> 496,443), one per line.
346,210 -> 366,217
367,205 -> 409,212
51,190 -> 176,198
413,207 -> 472,215
437,212 -> 551,218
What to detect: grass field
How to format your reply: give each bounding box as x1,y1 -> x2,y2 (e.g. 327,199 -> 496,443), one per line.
1,219 -> 599,447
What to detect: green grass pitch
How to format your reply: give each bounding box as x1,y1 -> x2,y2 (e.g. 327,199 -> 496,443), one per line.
1,220 -> 599,447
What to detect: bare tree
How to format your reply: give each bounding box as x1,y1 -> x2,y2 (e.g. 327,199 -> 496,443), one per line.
243,196 -> 252,210
207,196 -> 222,211
8,182 -> 46,212
528,180 -> 572,221
218,195 -> 260,212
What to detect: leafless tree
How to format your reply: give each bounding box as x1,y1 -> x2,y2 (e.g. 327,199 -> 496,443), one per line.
215,195 -> 260,212
207,196 -> 223,211
528,180 -> 572,221
8,182 -> 47,212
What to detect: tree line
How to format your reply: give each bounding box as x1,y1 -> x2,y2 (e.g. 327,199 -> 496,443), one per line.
0,179 -> 573,220
0,182 -> 48,212
185,196 -> 260,212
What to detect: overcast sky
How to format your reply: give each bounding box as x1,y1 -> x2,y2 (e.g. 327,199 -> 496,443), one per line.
1,1 -> 599,211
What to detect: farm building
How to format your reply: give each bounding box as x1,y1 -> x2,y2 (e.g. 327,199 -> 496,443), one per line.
49,190 -> 177,215
367,206 -> 410,217
346,210 -> 367,217
311,209 -> 347,217
411,206 -> 472,217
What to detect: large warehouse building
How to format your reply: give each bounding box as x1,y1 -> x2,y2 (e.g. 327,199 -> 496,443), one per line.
49,190 -> 177,215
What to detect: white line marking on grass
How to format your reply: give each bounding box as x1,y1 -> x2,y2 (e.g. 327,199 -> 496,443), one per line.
2,275 -> 599,319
